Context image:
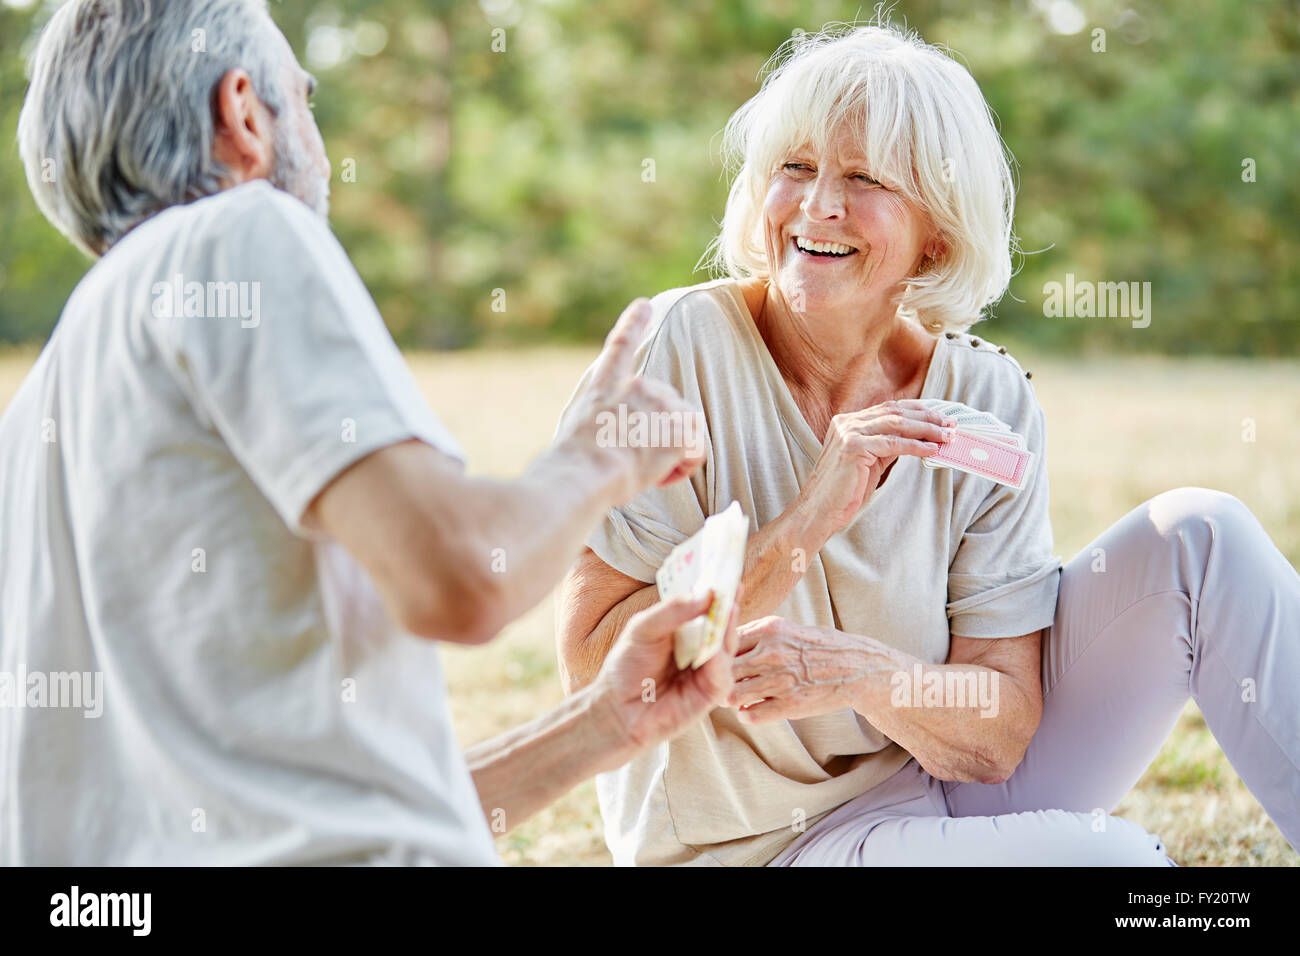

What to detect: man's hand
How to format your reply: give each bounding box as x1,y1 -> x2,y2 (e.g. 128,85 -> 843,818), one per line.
589,591 -> 740,764
466,590 -> 739,832
553,298 -> 706,504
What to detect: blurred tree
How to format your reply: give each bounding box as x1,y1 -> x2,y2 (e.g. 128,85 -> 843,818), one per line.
0,0 -> 1296,354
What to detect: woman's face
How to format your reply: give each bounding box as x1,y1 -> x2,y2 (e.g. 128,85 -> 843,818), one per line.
762,124 -> 936,321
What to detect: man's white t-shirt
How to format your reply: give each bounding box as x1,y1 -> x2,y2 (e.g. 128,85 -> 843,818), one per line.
0,181 -> 500,865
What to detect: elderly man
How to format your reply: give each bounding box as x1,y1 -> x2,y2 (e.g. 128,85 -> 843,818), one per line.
0,0 -> 734,864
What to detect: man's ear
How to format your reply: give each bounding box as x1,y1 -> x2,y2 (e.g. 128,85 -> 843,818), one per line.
212,68 -> 274,184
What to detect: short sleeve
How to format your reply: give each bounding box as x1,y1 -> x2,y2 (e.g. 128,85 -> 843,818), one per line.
946,398 -> 1062,638
164,183 -> 464,536
555,296 -> 710,584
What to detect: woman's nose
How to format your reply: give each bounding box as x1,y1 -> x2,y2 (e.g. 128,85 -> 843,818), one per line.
800,174 -> 846,220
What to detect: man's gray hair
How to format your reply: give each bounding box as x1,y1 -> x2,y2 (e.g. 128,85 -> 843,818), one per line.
18,0 -> 289,258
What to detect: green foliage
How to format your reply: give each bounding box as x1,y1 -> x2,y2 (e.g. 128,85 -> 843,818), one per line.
0,1 -> 89,342
1,0 -> 1296,353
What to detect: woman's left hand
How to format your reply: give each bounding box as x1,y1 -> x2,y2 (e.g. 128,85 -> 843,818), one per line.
728,616 -> 896,723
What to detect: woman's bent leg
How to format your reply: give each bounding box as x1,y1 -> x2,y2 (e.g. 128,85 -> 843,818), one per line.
944,488 -> 1300,850
811,809 -> 1172,866
773,760 -> 1171,866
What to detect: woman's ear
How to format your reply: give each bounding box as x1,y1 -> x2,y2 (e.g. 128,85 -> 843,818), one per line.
211,68 -> 275,184
924,235 -> 948,261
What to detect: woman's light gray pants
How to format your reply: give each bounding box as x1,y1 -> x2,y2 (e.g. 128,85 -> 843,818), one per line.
771,487 -> 1299,865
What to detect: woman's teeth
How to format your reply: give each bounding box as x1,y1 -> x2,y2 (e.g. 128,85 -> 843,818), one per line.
794,237 -> 855,257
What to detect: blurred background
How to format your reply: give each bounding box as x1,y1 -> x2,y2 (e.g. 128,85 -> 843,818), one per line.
1,0 -> 1297,865
1,0 -> 1298,352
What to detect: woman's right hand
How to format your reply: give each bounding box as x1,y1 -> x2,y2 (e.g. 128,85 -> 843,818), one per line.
793,399 -> 956,541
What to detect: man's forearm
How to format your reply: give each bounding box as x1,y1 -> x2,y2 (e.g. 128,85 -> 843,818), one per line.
465,683 -> 630,834
852,647 -> 1040,784
451,440 -> 632,637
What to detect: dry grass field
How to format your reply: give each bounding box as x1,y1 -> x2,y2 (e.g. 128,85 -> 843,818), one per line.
2,341 -> 1297,866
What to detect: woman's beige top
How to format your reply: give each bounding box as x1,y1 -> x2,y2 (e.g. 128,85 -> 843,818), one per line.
563,278 -> 1062,865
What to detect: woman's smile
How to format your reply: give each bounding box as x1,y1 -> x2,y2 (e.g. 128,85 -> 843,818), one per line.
793,235 -> 859,258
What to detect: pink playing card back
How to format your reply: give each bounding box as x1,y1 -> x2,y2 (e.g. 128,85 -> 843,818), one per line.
932,430 -> 1033,487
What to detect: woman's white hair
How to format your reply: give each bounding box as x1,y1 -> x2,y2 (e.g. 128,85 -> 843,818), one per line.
18,0 -> 289,258
708,21 -> 1018,334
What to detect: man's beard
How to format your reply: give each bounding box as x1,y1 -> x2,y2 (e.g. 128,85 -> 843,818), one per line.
270,118 -> 330,218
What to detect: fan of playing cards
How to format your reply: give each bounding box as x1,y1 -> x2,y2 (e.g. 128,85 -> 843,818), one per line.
654,501 -> 748,670
918,399 -> 1035,490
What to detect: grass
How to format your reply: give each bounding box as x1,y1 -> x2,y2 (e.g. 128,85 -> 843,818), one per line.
2,341 -> 1297,866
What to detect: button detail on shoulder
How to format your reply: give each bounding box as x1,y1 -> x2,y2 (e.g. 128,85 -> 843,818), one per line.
1025,370 -> 1033,379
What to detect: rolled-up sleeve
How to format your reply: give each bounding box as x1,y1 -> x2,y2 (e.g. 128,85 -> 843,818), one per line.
946,398 -> 1062,638
589,487 -> 706,584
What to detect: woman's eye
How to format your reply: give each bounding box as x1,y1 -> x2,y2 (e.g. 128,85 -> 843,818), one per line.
853,173 -> 880,185
783,162 -> 810,172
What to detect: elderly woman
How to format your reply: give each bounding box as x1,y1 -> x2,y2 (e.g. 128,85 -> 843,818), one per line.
556,23 -> 1300,866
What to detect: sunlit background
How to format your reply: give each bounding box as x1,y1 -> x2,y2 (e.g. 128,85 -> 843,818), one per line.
1,0 -> 1297,352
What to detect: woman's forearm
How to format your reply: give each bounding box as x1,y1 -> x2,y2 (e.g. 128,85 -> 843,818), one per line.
562,582 -> 659,693
851,646 -> 1040,784
737,499 -> 835,622
562,501 -> 832,693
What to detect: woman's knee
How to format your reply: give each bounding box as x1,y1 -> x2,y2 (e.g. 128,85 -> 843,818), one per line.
1094,813 -> 1177,865
1146,487 -> 1257,543
1042,809 -> 1175,865
1063,487 -> 1255,589
941,809 -> 1177,865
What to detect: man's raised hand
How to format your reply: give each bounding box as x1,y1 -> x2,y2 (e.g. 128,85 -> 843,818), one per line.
554,298 -> 706,504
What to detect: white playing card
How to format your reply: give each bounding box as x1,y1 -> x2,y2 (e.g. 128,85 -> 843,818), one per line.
957,425 -> 1022,446
949,411 -> 1011,431
921,400 -> 970,418
655,501 -> 749,669
922,400 -> 1012,433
